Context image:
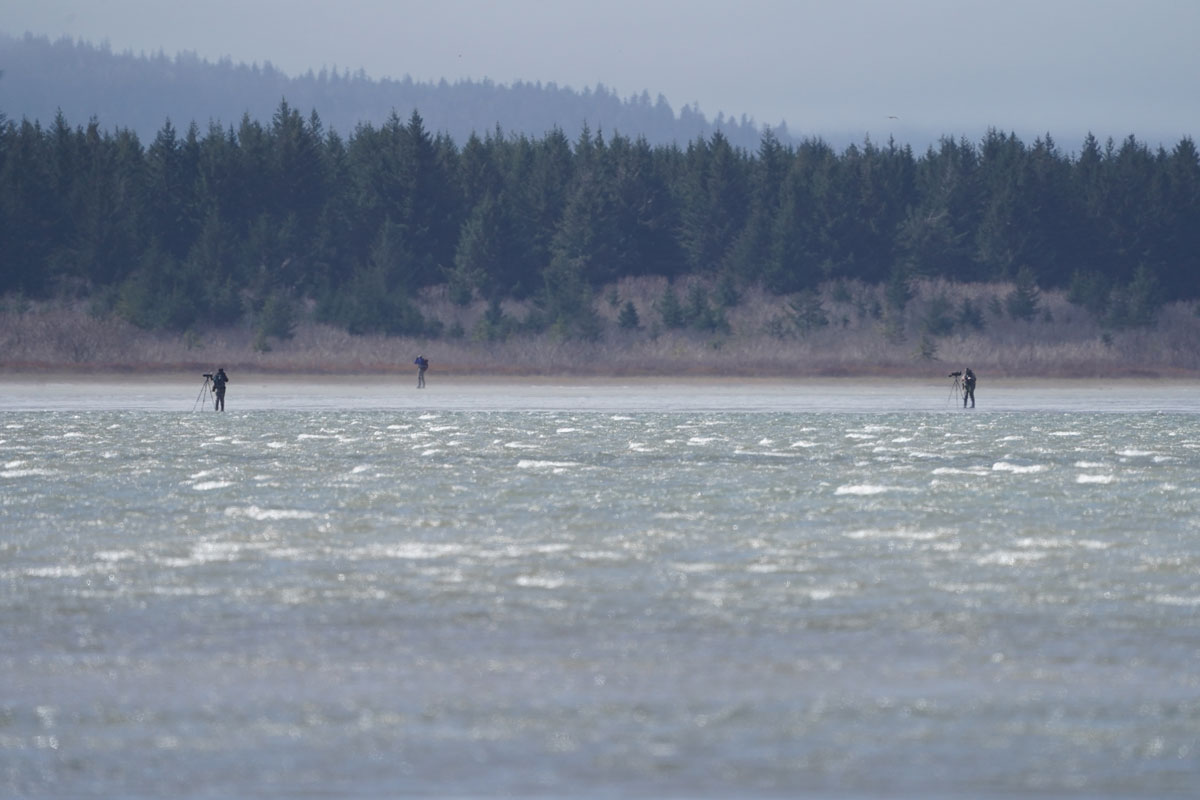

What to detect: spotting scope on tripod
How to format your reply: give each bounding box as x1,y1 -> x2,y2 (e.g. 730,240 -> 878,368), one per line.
947,371 -> 963,402
192,372 -> 214,411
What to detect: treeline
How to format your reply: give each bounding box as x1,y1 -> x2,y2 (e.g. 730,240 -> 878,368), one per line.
0,33 -> 774,151
1,100 -> 1198,343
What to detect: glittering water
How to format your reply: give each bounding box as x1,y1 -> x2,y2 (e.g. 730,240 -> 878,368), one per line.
2,382 -> 1199,798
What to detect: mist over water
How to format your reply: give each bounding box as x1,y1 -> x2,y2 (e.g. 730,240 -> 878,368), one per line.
2,381 -> 1199,798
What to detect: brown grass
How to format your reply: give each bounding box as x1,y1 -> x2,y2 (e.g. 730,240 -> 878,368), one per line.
2,279 -> 1199,378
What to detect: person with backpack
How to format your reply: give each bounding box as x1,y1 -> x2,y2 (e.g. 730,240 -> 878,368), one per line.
414,355 -> 429,388
211,367 -> 229,411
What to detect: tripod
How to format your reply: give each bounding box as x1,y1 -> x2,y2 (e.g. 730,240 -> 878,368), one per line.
948,373 -> 963,404
192,375 -> 213,411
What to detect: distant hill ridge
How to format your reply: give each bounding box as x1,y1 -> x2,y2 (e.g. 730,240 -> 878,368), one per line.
0,31 -> 790,149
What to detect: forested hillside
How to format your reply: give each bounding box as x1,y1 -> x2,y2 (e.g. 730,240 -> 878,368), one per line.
2,97 -> 1197,351
0,33 -> 773,151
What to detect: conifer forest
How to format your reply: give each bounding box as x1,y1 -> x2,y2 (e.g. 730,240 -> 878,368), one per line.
2,101 -> 1198,344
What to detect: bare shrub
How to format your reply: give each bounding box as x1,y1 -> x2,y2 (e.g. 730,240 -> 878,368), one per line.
4,282 -> 1200,377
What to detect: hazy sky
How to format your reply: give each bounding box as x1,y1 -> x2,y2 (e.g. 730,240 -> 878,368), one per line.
4,0 -> 1198,146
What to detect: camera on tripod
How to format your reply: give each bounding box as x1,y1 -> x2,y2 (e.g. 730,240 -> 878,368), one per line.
202,373 -> 213,379
948,371 -> 962,378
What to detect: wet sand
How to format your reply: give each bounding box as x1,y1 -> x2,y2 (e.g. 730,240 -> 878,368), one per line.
1,373 -> 1197,413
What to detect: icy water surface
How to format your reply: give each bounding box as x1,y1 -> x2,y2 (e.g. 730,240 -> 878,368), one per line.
2,380 -> 1199,798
